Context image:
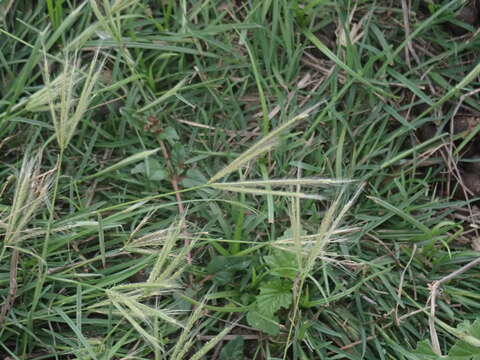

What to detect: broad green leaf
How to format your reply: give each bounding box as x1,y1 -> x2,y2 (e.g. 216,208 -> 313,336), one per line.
449,320 -> 480,358
449,342 -> 480,359
180,168 -> 209,188
257,279 -> 293,316
413,320 -> 480,359
457,319 -> 480,342
264,249 -> 297,279
438,318 -> 480,348
246,308 -> 279,336
130,158 -> 166,181
412,340 -> 442,359
219,336 -> 244,360
206,256 -> 251,286
159,126 -> 180,142
207,256 -> 252,273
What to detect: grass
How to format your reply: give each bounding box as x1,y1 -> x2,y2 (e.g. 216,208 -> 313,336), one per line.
1,0 -> 480,359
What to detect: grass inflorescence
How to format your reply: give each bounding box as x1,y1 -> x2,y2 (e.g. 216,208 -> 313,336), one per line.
1,1 -> 480,359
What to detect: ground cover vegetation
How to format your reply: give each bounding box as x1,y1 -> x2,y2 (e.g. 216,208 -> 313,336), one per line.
1,0 -> 480,359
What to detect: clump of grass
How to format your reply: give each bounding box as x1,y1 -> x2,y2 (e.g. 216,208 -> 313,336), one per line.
2,1 -> 480,359
44,51 -> 104,151
2,154 -> 53,246
0,152 -> 52,324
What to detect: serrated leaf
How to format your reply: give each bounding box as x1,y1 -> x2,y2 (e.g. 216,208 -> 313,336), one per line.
440,318 -> 480,348
246,309 -> 279,336
219,336 -> 244,360
257,279 -> 292,316
457,319 -> 480,341
264,249 -> 297,279
449,320 -> 480,359
413,319 -> 480,360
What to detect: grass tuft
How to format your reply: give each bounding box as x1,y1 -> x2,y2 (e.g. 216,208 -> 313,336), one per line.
1,1 -> 480,358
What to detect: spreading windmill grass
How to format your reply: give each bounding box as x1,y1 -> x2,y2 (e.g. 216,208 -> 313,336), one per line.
1,1 -> 480,359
